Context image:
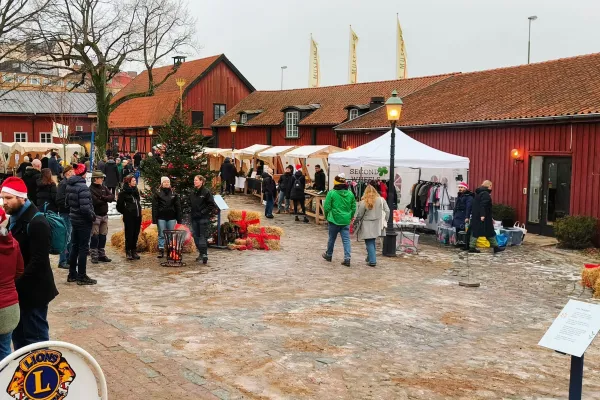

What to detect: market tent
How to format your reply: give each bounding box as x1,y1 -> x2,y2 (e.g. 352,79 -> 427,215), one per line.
328,128 -> 470,169
286,145 -> 343,159
236,144 -> 271,159
13,142 -> 60,154
257,146 -> 296,159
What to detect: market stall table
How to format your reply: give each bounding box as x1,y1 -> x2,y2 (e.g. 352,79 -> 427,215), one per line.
392,220 -> 427,254
303,190 -> 327,224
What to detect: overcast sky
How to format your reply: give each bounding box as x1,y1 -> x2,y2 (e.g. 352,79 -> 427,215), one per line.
184,0 -> 599,91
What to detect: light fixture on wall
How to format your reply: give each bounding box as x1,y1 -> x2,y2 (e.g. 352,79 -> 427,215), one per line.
511,148 -> 524,164
148,126 -> 153,136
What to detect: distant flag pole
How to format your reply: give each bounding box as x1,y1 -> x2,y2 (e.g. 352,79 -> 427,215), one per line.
309,34 -> 320,88
348,25 -> 359,84
396,14 -> 408,79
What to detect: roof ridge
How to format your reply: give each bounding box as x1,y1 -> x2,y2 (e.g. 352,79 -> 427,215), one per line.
257,72 -> 459,93
458,51 -> 600,77
139,54 -> 223,74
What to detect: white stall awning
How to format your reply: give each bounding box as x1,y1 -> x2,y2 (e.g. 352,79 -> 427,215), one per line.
237,144 -> 272,158
285,145 -> 344,159
257,146 -> 296,158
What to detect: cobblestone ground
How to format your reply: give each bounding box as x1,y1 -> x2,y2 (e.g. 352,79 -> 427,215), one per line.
47,195 -> 600,399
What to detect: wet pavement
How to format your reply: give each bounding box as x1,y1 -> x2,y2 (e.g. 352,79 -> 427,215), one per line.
47,194 -> 600,399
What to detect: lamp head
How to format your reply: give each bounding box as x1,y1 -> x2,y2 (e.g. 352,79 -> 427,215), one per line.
385,90 -> 404,122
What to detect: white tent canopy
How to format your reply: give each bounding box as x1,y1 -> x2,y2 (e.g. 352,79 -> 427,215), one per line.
329,128 -> 470,169
286,145 -> 343,159
257,146 -> 296,158
237,144 -> 271,158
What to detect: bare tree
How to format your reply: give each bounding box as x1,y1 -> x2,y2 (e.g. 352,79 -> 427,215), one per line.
34,0 -> 197,155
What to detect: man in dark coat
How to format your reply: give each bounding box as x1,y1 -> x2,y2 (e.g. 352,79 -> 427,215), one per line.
219,157 -> 237,195
48,152 -> 63,179
22,159 -> 42,205
97,156 -> 107,174
313,164 -> 326,192
1,177 -> 59,350
122,160 -> 134,181
89,170 -> 114,264
277,165 -> 293,214
261,167 -> 277,219
16,156 -> 31,178
104,157 -> 120,196
469,180 -> 504,254
133,152 -> 142,169
190,175 -> 215,264
290,165 -> 309,223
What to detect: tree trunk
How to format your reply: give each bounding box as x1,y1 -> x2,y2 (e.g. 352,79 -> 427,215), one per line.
94,72 -> 109,158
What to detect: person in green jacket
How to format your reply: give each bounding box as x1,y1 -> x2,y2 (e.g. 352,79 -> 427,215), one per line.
322,174 -> 356,266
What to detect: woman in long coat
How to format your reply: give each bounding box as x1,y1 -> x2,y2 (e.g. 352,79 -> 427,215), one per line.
355,185 -> 390,267
469,180 -> 504,254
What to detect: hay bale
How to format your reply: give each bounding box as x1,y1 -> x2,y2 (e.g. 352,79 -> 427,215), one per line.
183,241 -> 194,254
142,208 -> 153,223
227,210 -> 261,235
247,225 -> 282,250
594,278 -> 600,299
582,266 -> 600,288
145,227 -> 159,254
136,231 -> 149,252
110,230 -> 125,249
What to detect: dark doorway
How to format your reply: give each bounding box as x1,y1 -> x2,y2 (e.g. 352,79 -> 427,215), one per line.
527,156 -> 572,236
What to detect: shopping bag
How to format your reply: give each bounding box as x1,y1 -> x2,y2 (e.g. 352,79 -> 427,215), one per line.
476,237 -> 490,248
496,234 -> 508,247
513,221 -> 527,242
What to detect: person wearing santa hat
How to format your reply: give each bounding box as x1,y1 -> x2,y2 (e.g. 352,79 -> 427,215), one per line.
452,182 -> 474,250
0,177 -> 59,350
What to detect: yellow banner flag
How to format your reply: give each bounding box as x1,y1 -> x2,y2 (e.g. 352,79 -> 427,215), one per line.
309,35 -> 320,88
396,15 -> 408,79
348,26 -> 359,84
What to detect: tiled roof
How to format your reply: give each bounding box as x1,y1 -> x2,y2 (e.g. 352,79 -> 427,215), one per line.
0,90 -> 96,114
336,52 -> 600,130
212,74 -> 455,127
110,55 -> 241,129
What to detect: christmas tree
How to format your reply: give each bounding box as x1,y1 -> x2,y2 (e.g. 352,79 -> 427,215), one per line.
140,113 -> 216,218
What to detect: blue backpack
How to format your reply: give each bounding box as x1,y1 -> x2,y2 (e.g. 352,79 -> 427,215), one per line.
28,205 -> 69,255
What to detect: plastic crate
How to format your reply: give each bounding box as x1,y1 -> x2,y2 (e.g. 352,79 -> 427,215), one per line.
501,228 -> 524,246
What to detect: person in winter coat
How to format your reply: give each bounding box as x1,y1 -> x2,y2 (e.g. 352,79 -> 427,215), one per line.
116,157 -> 123,178
1,177 -> 59,350
152,177 -> 182,258
16,156 -> 31,178
290,164 -> 309,223
97,156 -> 107,174
104,157 -> 120,196
121,160 -> 134,183
36,168 -> 58,212
22,159 -> 42,205
0,208 -> 24,359
71,152 -> 79,164
469,180 -> 504,254
355,185 -> 389,267
219,157 -> 237,195
41,156 -> 49,170
89,171 -> 114,264
133,152 -> 142,169
66,163 -> 97,285
56,165 -> 74,269
48,152 -> 62,179
323,174 -> 356,266
190,175 -> 214,264
452,181 -> 473,231
261,167 -> 277,219
117,175 -> 142,261
277,165 -> 293,214
313,164 -> 326,192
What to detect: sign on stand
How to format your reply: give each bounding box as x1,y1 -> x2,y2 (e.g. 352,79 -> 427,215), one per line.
538,299 -> 600,399
211,195 -> 229,248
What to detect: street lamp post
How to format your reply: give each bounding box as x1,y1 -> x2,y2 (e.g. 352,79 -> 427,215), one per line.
280,66 -> 287,90
528,15 -> 537,64
382,90 -> 403,257
229,120 -> 237,150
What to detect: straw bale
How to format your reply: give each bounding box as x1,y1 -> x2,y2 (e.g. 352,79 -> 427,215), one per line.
248,238 -> 281,250
110,231 -> 125,249
142,208 -> 153,223
227,210 -> 261,233
582,267 -> 600,288
247,225 -> 284,237
183,241 -> 194,254
594,278 -> 600,299
145,229 -> 159,253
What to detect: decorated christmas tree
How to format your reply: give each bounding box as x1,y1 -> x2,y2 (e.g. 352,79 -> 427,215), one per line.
140,113 -> 215,218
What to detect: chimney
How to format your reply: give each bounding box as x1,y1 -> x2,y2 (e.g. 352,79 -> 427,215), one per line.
369,96 -> 385,111
173,56 -> 186,67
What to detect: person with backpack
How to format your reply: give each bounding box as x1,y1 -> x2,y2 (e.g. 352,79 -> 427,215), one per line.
36,168 -> 58,212
55,165 -> 74,269
89,171 -> 114,264
0,207 -> 24,359
276,165 -> 293,214
290,164 -> 309,223
190,175 -> 214,264
117,175 -> 142,261
65,163 -> 97,285
0,177 -> 59,350
323,174 -> 356,267
152,177 -> 182,259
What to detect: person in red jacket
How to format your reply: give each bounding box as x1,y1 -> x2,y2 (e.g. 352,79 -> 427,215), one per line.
0,207 -> 24,360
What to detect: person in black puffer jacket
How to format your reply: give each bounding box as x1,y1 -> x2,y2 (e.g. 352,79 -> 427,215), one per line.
22,160 -> 42,205
117,174 -> 142,261
469,180 -> 504,254
55,165 -> 74,269
262,167 -> 277,219
36,168 -> 58,212
65,164 -> 96,285
289,165 -> 308,223
103,157 -> 120,196
152,177 -> 182,259
219,157 -> 237,195
277,165 -> 293,214
190,175 -> 214,264
89,171 -> 115,264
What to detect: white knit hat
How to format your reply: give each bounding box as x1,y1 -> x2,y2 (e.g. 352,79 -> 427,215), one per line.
160,176 -> 170,185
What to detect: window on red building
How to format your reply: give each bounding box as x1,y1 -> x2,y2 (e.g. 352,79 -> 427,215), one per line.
40,132 -> 52,143
14,132 -> 27,142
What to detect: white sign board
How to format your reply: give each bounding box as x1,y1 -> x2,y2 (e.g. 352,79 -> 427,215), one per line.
13,154 -> 19,165
213,195 -> 229,211
538,299 -> 600,357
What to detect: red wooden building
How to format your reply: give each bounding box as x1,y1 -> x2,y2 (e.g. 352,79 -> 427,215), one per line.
335,53 -> 600,236
109,55 -> 255,153
0,90 -> 96,145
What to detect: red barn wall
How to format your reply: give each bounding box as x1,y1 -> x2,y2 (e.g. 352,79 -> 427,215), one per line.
0,115 -> 94,143
215,126 -> 340,148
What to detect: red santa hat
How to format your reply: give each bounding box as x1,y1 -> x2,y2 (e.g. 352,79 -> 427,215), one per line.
295,164 -> 302,170
457,181 -> 469,190
0,177 -> 28,198
74,163 -> 86,176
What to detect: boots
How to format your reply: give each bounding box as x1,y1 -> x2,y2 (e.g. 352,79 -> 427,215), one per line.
341,259 -> 351,267
98,255 -> 112,262
468,248 -> 481,253
126,250 -> 134,261
157,249 -> 165,258
295,215 -> 300,222
493,246 -> 505,254
90,248 -> 99,264
322,253 -> 332,262
303,216 -> 309,223
132,251 -> 141,260
202,254 -> 208,265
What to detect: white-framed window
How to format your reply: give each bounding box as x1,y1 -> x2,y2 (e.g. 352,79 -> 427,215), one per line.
75,126 -> 83,132
29,77 -> 40,86
285,111 -> 299,138
14,132 -> 27,142
349,108 -> 359,120
130,137 -> 137,152
16,75 -> 26,84
112,137 -> 119,150
3,74 -> 15,83
42,77 -> 51,86
240,113 -> 247,123
40,132 -> 52,143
